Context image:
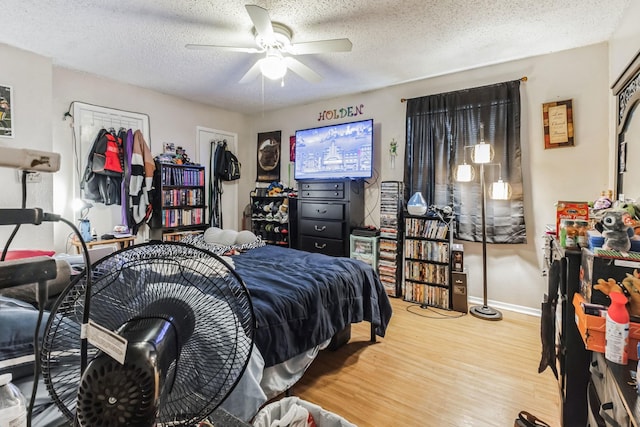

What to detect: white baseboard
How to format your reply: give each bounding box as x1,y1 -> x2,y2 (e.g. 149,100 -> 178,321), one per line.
467,296 -> 541,317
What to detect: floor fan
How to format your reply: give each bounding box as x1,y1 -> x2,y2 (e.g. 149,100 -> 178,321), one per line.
40,242 -> 255,426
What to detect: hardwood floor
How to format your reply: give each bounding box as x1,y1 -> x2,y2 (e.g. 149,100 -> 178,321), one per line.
290,297 -> 561,427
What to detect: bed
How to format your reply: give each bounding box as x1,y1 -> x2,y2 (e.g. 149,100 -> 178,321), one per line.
0,236 -> 393,424
232,244 -> 391,367
184,234 -> 393,420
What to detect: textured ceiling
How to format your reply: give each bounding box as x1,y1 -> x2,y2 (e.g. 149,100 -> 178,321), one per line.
0,0 -> 631,114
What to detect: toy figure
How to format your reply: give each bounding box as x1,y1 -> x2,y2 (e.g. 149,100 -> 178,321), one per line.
595,208 -> 633,252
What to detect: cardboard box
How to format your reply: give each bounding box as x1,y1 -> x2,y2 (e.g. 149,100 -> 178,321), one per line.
580,248 -> 640,306
573,293 -> 640,360
556,201 -> 589,237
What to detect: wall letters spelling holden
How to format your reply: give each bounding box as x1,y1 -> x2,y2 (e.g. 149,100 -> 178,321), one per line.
318,104 -> 364,121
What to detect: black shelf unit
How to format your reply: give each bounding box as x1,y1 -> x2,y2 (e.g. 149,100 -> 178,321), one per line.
150,161 -> 207,241
402,213 -> 453,309
544,235 -> 590,427
250,188 -> 297,248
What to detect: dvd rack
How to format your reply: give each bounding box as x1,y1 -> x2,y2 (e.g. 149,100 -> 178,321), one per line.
403,212 -> 453,309
378,181 -> 403,297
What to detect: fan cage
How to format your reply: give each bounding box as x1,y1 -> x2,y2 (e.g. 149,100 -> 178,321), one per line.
41,241 -> 255,425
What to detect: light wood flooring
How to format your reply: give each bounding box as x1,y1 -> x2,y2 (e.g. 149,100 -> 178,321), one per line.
290,297 -> 561,427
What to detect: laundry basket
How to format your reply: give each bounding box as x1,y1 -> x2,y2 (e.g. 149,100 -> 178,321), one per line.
252,396 -> 356,427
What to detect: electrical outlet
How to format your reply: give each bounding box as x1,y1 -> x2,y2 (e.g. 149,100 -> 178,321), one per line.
25,171 -> 42,183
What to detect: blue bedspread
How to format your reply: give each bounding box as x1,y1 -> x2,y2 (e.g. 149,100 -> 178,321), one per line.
232,245 -> 393,368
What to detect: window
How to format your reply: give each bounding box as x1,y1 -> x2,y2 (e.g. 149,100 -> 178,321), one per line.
404,80 -> 526,243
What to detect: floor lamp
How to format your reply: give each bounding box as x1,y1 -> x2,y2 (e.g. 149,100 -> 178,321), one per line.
455,124 -> 511,321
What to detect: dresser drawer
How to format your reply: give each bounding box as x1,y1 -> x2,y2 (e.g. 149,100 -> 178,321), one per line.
300,202 -> 344,220
299,237 -> 344,257
300,219 -> 343,239
300,181 -> 344,192
301,189 -> 344,199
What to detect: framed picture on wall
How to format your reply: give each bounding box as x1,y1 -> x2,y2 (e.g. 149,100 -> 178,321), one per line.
0,84 -> 14,138
290,135 -> 296,162
257,130 -> 281,182
542,99 -> 574,149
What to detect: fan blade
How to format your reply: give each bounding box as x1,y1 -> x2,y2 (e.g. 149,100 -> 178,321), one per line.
283,57 -> 322,83
185,44 -> 261,54
239,60 -> 263,84
287,38 -> 353,55
245,4 -> 274,40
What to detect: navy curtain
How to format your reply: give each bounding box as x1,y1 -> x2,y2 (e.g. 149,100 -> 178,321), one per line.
404,80 -> 526,243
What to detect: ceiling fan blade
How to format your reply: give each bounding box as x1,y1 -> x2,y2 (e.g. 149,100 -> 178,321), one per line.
239,60 -> 263,84
185,44 -> 261,54
245,4 -> 274,40
283,57 -> 322,83
287,38 -> 353,55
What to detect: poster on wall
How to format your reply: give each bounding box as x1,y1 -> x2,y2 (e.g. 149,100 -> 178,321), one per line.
0,85 -> 13,138
257,130 -> 281,182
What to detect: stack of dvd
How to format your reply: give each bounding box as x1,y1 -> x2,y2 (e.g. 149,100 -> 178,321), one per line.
379,181 -> 403,297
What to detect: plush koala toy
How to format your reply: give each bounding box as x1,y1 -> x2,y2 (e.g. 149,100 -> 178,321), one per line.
595,208 -> 632,252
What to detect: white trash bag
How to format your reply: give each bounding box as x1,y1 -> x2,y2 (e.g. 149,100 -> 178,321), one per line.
252,396 -> 356,427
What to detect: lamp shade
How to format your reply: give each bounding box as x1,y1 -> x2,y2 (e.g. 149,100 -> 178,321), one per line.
72,198 -> 93,212
471,143 -> 493,164
259,52 -> 287,80
455,164 -> 475,182
490,179 -> 512,200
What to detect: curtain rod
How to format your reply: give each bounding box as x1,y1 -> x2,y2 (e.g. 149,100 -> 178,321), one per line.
400,76 -> 528,103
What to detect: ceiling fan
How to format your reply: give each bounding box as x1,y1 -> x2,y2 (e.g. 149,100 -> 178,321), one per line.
186,4 -> 352,84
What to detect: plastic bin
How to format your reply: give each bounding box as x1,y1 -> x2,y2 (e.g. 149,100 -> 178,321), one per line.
252,396 -> 356,427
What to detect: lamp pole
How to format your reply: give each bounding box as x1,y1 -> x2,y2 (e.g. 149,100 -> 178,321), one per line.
469,162 -> 503,320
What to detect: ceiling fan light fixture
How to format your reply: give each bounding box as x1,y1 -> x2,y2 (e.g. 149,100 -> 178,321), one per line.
254,22 -> 292,50
259,52 -> 288,80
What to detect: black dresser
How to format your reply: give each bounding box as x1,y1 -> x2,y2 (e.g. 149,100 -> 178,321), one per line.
297,179 -> 364,257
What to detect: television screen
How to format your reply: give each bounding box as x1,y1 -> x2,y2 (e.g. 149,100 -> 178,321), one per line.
294,119 -> 373,180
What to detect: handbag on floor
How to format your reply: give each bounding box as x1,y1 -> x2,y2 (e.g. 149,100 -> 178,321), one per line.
514,411 -> 550,427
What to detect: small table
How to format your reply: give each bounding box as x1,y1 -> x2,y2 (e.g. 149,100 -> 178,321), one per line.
71,236 -> 136,254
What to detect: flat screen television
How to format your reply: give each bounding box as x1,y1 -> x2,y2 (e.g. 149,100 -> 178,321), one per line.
294,118 -> 373,180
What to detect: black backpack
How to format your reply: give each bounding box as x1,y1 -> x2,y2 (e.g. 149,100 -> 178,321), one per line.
81,128 -> 124,205
214,140 -> 241,181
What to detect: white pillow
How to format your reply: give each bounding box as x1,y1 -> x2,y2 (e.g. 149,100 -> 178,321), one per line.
235,230 -> 258,245
203,227 -> 223,244
218,229 -> 239,246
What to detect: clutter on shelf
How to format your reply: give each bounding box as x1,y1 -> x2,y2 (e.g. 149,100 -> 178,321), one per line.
155,145 -> 196,165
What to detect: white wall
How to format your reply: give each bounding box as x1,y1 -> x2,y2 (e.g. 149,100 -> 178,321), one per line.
50,67 -> 250,253
0,42 -> 251,255
246,43 -> 611,311
0,43 -> 55,250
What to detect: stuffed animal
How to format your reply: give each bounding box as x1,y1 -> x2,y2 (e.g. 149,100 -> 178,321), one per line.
594,271 -> 640,318
622,270 -> 640,318
595,208 -> 632,252
267,181 -> 284,197
278,198 -> 289,223
594,277 -> 620,296
593,196 -> 613,211
619,201 -> 640,235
